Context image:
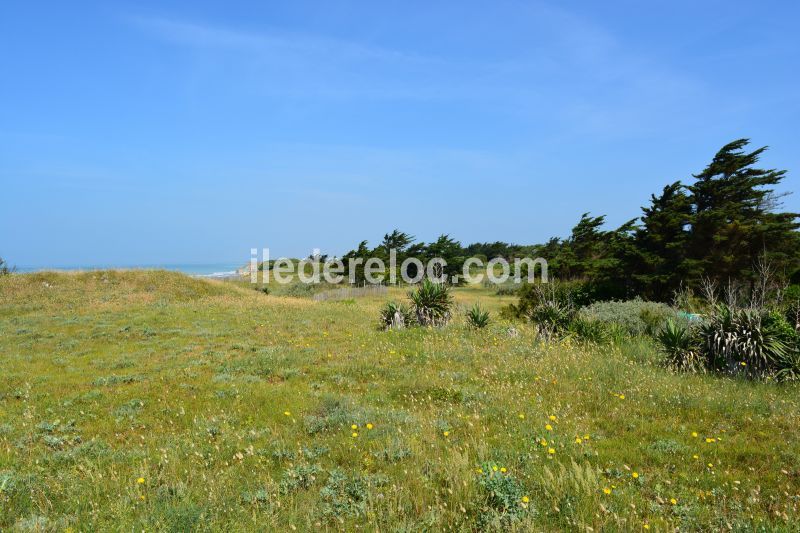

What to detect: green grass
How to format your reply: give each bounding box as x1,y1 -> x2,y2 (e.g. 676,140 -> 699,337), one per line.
1,271 -> 799,530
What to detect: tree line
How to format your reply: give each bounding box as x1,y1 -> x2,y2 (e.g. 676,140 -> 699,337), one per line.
338,139 -> 800,301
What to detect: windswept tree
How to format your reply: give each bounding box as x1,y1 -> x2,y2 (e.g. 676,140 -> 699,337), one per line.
686,139 -> 800,283
635,182 -> 694,300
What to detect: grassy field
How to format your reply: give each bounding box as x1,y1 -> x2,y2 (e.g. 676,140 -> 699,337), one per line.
1,271 -> 799,531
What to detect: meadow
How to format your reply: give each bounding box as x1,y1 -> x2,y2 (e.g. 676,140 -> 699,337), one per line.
1,270 -> 798,531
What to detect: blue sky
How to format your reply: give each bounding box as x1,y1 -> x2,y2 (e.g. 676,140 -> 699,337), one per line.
2,0 -> 798,267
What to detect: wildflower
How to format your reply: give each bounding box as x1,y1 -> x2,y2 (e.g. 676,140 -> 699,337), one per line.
352,432 -> 358,438
518,413 -> 525,419
351,424 -> 358,430
693,454 -> 699,459
137,477 -> 145,484
500,467 -> 507,473
705,437 -> 715,443
707,463 -> 713,468
575,437 -> 582,444
492,465 -> 499,472
475,468 -> 483,474
632,472 -> 639,479
540,439 -> 548,446
283,411 -> 291,416
521,495 -> 530,503
603,487 -> 611,494
548,448 -> 555,455
618,394 -> 625,400
643,525 -> 650,530
545,424 -> 553,431
584,434 -> 590,440
670,498 -> 677,505
549,415 -> 557,421
443,431 -> 450,437
366,423 -> 374,430
740,361 -> 746,366
691,431 -> 698,437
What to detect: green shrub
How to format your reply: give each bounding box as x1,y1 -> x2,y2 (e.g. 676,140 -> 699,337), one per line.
508,280 -> 593,320
408,279 -> 453,327
657,319 -> 704,372
476,464 -> 529,526
568,316 -> 614,344
379,301 -> 415,330
579,299 -> 678,337
466,304 -> 490,329
699,306 -> 789,377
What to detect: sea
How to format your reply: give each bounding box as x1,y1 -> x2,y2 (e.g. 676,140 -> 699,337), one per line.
14,263 -> 245,279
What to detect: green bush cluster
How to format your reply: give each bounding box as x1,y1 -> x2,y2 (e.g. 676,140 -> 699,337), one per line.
656,305 -> 800,381
579,298 -> 678,337
379,279 -> 454,330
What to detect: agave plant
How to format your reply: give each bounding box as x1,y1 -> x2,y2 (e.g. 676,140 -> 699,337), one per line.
408,279 -> 453,327
466,303 -> 490,329
657,319 -> 705,372
379,301 -> 414,330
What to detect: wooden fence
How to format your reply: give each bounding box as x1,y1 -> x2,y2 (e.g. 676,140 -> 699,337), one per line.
313,283 -> 388,301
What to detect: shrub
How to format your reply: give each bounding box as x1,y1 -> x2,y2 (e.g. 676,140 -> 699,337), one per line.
657,319 -> 704,372
466,304 -> 490,329
699,306 -> 789,377
0,257 -> 12,275
379,301 -> 414,330
476,465 -> 529,526
527,300 -> 576,340
568,316 -> 614,344
408,279 -> 453,327
508,280 -> 593,320
579,299 -> 678,337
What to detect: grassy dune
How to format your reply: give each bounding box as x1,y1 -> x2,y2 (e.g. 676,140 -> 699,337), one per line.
1,271 -> 799,531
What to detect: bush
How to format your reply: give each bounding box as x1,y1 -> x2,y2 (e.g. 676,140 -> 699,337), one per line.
508,280 -> 593,320
699,306 -> 789,377
379,301 -> 414,330
0,257 -> 12,275
579,298 -> 678,337
657,319 -> 704,372
655,304 -> 800,380
408,279 -> 453,327
466,304 -> 490,329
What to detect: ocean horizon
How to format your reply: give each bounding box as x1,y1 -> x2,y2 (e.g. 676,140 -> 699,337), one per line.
14,263 -> 245,278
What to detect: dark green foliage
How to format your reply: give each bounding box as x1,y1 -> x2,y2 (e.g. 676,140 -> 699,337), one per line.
657,320 -> 704,372
0,257 -> 13,275
408,279 -> 453,327
476,465 -> 529,526
466,303 -> 490,329
379,301 -> 414,330
685,139 -> 800,284
655,305 -> 800,380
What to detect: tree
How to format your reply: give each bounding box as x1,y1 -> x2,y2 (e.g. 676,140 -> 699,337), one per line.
0,257 -> 12,275
634,181 -> 693,299
686,139 -> 800,284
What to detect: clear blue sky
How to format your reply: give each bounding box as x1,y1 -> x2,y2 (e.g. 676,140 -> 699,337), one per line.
2,1 -> 798,267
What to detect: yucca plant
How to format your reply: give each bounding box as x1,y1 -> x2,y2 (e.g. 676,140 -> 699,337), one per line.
527,300 -> 575,341
379,301 -> 414,330
466,303 -> 490,329
408,279 -> 453,327
699,305 -> 788,378
657,319 -> 705,372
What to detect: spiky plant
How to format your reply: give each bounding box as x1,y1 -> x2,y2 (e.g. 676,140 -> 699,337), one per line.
379,301 -> 414,330
466,303 -> 490,329
699,305 -> 788,377
527,300 -> 575,341
657,319 -> 705,372
408,279 -> 452,327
